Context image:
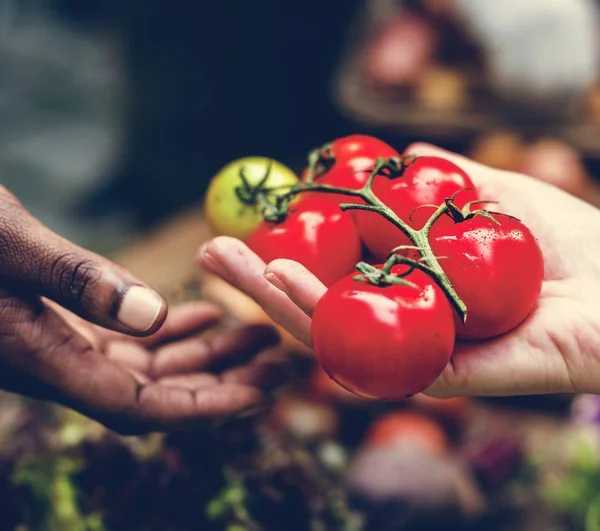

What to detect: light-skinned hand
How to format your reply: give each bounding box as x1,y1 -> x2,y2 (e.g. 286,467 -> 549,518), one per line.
198,144 -> 600,397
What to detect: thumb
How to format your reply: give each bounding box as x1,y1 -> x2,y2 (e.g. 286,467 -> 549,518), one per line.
0,186 -> 167,336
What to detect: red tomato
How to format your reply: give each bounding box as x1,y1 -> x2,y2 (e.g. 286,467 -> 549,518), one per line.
356,156 -> 478,261
303,135 -> 400,206
365,411 -> 449,455
246,197 -> 361,287
411,213 -> 544,340
311,266 -> 455,400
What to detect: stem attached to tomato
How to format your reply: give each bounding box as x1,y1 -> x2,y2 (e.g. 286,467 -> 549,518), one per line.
270,157 -> 468,322
354,261 -> 420,289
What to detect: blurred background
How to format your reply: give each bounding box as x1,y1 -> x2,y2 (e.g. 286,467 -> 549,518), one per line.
3,1 -> 600,530
6,0 -> 600,252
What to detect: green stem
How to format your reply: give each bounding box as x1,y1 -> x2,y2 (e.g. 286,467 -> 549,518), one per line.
272,157 -> 467,322
411,231 -> 466,319
382,254 -> 435,278
292,183 -> 365,198
422,203 -> 451,233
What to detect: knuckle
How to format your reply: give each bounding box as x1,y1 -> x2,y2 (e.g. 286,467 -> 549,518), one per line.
49,254 -> 102,303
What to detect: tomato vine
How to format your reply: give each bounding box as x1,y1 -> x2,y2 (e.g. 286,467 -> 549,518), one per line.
245,152 -> 469,322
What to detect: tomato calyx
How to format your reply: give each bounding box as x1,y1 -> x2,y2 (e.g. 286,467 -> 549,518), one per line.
234,159 -> 275,206
440,192 -> 499,226
304,143 -> 336,183
354,262 -> 420,289
439,191 -> 525,228
231,160 -> 298,224
354,248 -> 441,290
376,154 -> 418,180
305,144 -> 416,184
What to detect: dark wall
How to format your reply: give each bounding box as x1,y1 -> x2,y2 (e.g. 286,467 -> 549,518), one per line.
57,1 -> 363,226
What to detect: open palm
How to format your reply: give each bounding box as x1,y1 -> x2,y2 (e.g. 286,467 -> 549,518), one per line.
198,144 -> 600,397
6,300 -> 284,434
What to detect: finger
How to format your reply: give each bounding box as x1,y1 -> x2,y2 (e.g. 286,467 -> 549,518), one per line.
0,186 -> 166,336
264,259 -> 326,318
155,361 -> 292,393
95,301 -> 224,348
150,324 -> 280,378
156,373 -> 219,390
0,294 -> 267,434
222,360 -> 293,391
137,301 -> 223,347
197,237 -> 313,345
135,383 -> 267,429
105,341 -> 152,375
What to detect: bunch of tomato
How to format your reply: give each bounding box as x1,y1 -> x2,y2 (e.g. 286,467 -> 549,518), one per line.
205,135 -> 544,401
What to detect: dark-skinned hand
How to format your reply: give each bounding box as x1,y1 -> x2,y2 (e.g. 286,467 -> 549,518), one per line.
0,185 -> 284,435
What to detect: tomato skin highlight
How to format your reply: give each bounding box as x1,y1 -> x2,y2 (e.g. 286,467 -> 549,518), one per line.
311,266 -> 455,400
302,135 -> 400,206
205,157 -> 299,241
356,156 -> 478,261
246,197 -> 362,288
414,213 -> 544,340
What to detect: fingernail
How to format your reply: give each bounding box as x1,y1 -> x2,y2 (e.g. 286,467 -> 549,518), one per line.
199,245 -> 230,280
118,286 -> 164,332
264,272 -> 288,294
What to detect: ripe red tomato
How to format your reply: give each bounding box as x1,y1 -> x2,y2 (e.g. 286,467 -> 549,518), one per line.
356,156 -> 478,261
302,135 -> 400,206
246,197 -> 362,287
410,213 -> 544,340
365,411 -> 449,455
311,266 -> 455,400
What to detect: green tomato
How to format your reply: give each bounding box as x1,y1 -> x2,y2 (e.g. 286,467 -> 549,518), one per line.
205,157 -> 299,241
